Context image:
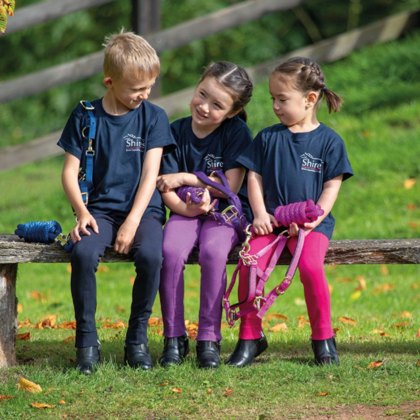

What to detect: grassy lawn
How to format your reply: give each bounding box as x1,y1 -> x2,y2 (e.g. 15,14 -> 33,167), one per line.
0,32 -> 419,418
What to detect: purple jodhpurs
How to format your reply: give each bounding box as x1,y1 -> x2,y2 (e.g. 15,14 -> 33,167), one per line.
160,214 -> 239,341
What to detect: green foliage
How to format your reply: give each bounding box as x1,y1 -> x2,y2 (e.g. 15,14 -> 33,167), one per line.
0,0 -> 418,147
0,29 -> 420,419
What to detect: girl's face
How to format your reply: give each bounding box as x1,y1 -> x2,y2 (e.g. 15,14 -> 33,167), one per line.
269,73 -> 314,129
103,71 -> 156,114
190,76 -> 237,137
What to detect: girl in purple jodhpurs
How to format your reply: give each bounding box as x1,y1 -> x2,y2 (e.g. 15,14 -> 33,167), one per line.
156,61 -> 254,368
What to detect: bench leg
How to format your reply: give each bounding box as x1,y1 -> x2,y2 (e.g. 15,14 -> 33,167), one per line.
0,264 -> 17,367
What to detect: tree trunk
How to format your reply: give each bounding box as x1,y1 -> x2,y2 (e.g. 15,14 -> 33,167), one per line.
0,264 -> 17,367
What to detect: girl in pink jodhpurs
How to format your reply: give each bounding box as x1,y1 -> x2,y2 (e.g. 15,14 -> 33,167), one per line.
226,57 -> 353,367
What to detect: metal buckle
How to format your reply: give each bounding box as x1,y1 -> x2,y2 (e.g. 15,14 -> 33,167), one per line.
80,191 -> 89,205
227,308 -> 238,327
220,205 -> 239,223
239,250 -> 257,266
55,233 -> 70,247
253,296 -> 265,310
275,277 -> 292,295
80,100 -> 95,110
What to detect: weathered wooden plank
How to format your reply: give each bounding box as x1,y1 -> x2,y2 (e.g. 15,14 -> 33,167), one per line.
2,10 -> 419,172
0,235 -> 419,265
5,0 -> 115,34
0,264 -> 17,367
0,0 -> 305,103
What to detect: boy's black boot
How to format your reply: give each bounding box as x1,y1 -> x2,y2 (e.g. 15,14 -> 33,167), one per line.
124,343 -> 153,370
196,341 -> 221,369
159,335 -> 189,367
225,335 -> 268,367
312,337 -> 339,365
76,345 -> 101,375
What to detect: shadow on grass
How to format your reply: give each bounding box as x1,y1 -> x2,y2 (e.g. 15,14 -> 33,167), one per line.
15,337 -> 419,371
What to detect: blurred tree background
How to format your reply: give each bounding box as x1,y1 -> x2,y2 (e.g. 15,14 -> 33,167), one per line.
0,0 -> 418,148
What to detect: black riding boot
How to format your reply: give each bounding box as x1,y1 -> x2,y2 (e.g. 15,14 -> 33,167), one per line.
159,335 -> 189,367
312,337 -> 339,365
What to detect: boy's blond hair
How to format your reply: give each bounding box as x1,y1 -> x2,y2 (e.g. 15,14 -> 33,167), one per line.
103,31 -> 160,80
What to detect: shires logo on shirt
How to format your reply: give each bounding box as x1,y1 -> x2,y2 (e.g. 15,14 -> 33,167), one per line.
300,153 -> 323,173
124,133 -> 145,152
204,154 -> 223,171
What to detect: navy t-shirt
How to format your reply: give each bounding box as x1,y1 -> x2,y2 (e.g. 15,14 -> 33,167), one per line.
164,115 -> 253,219
237,123 -> 353,239
57,99 -> 175,222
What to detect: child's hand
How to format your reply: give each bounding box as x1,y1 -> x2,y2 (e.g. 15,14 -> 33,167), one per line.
157,174 -> 185,192
253,212 -> 276,236
288,222 -> 299,237
71,211 -> 99,243
186,188 -> 217,215
114,218 -> 138,254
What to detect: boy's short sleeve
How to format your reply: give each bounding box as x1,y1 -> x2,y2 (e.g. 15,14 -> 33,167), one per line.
57,103 -> 85,159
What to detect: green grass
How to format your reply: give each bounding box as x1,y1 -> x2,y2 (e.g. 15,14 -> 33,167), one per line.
0,32 -> 420,418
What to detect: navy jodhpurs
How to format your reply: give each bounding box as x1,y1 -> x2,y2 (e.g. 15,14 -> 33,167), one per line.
70,213 -> 163,348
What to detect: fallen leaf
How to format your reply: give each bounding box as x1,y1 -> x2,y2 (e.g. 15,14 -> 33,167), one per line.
56,321 -> 76,329
367,360 -> 383,369
294,298 -> 305,306
30,402 -> 55,409
393,321 -> 410,328
406,203 -> 416,211
16,332 -> 31,341
58,400 -> 66,405
373,283 -> 394,294
30,291 -> 47,302
97,265 -> 109,273
297,315 -> 310,328
18,319 -> 32,328
269,322 -> 288,333
35,315 -> 56,329
18,377 -> 42,393
224,388 -> 234,397
186,322 -> 198,339
101,321 -> 126,329
355,276 -> 367,290
17,303 -> 23,313
0,395 -> 14,401
338,316 -> 356,326
403,178 -> 416,189
379,265 -> 389,276
171,388 -> 182,393
317,392 -> 329,397
148,317 -> 162,326
399,311 -> 412,319
350,290 -> 361,301
265,313 -> 288,321
129,276 -> 135,285
159,381 -> 169,387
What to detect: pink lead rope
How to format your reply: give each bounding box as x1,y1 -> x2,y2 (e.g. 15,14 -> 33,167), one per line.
223,200 -> 324,326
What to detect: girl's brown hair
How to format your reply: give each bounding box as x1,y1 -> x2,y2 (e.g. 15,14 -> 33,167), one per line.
272,56 -> 342,113
199,61 -> 253,121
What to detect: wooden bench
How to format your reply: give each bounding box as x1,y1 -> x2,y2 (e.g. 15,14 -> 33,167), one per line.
1,234 -> 419,368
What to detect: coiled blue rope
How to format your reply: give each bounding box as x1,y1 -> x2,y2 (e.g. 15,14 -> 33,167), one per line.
15,220 -> 63,244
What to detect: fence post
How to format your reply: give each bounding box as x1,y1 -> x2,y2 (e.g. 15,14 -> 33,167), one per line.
0,264 -> 17,367
131,0 -> 161,97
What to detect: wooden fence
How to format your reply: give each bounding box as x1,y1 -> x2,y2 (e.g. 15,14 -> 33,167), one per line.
0,1 -> 418,173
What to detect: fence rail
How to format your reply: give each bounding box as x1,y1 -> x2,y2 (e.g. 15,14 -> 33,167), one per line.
0,10 -> 418,172
0,0 -> 303,104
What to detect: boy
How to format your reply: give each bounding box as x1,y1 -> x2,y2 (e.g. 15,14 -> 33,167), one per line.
58,31 -> 175,374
